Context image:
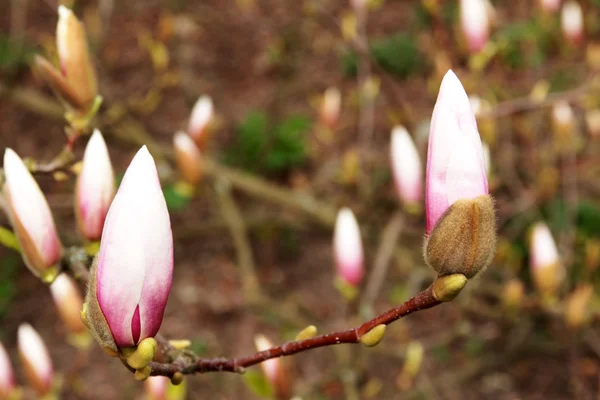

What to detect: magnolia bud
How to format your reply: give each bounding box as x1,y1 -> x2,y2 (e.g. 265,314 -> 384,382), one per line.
145,376 -> 168,400
424,71 -> 496,278
0,342 -> 16,399
460,0 -> 490,53
83,146 -> 173,354
320,87 -> 341,130
56,6 -> 98,110
173,131 -> 202,186
502,279 -> 525,311
333,208 -> 364,287
540,0 -> 561,13
17,324 -> 53,397
254,335 -> 291,400
50,273 -> 87,334
188,96 -> 214,148
3,149 -> 62,282
76,130 -> 115,242
561,1 -> 584,46
390,126 -> 423,208
564,284 -> 594,330
530,222 -> 564,298
551,101 -> 580,153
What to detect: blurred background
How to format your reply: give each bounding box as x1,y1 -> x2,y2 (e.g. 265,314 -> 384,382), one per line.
1,0 -> 600,399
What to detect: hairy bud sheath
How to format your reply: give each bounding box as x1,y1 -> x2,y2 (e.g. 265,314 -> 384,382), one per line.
3,149 -> 62,282
460,0 -> 490,53
333,208 -> 364,286
83,146 -> 173,353
188,96 -> 214,149
0,342 -> 16,399
424,70 -> 496,278
173,131 -> 202,186
17,324 -> 53,397
320,87 -> 341,130
390,126 -> 423,207
530,222 -> 564,298
50,273 -> 87,334
76,130 -> 115,241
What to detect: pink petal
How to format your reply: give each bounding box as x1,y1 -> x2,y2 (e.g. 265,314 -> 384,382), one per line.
0,342 -> 15,395
97,146 -> 173,347
17,324 -> 53,394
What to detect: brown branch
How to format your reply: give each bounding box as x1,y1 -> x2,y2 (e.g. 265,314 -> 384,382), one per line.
147,284 -> 441,378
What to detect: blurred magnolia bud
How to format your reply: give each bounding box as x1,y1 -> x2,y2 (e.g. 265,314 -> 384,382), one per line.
83,147 -> 173,355
460,0 -> 490,53
333,208 -> 364,287
254,335 -> 291,400
585,238 -> 600,272
561,1 -> 584,46
145,376 -> 167,400
350,0 -> 368,16
502,279 -> 525,311
540,0 -> 561,13
0,342 -> 16,399
320,87 -> 341,130
564,284 -> 594,330
173,131 -> 202,186
188,96 -> 214,148
424,71 -> 496,278
396,341 -> 424,390
18,324 -> 53,397
530,222 -> 564,298
76,130 -> 115,242
3,149 -> 62,283
390,126 -> 423,209
552,101 -> 576,151
585,109 -> 600,138
50,273 -> 87,334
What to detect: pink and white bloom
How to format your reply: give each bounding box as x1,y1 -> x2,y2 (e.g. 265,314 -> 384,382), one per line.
76,129 -> 115,241
173,131 -> 202,186
95,146 -> 173,348
254,335 -> 280,387
561,1 -> 584,45
320,87 -> 341,130
145,376 -> 168,400
3,149 -> 62,280
333,208 -> 364,286
460,0 -> 490,53
426,70 -> 488,235
390,126 -> 423,205
188,95 -> 214,146
540,0 -> 561,13
50,273 -> 87,334
17,324 -> 53,397
0,342 -> 16,398
530,223 -> 560,271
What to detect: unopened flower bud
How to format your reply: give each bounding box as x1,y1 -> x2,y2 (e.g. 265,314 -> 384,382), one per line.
320,87 -> 341,130
173,131 -> 202,186
460,0 -> 490,53
502,279 -> 525,311
424,71 -> 496,278
564,284 -> 594,330
333,208 -> 364,287
17,324 -> 53,397
3,149 -> 62,282
561,1 -> 584,46
540,0 -> 561,13
432,274 -> 468,302
390,126 -> 423,208
50,273 -> 87,334
295,325 -> 318,341
145,376 -> 168,400
83,146 -> 173,354
0,342 -> 16,399
76,130 -> 115,242
359,324 -> 386,347
530,222 -> 564,298
254,335 -> 291,400
188,96 -> 214,148
56,6 -> 98,110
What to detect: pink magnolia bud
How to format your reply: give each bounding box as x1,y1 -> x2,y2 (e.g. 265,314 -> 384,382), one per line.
254,335 -> 290,400
320,87 -> 341,130
84,146 -> 173,353
426,70 -> 488,235
3,149 -> 62,282
188,96 -> 214,148
390,126 -> 423,205
17,324 -> 53,397
333,208 -> 364,286
56,5 -> 98,109
76,130 -> 115,241
460,0 -> 490,53
0,342 -> 16,398
540,0 -> 561,13
50,273 -> 87,334
561,1 -> 584,46
173,131 -> 202,186
530,222 -> 564,297
145,376 -> 168,400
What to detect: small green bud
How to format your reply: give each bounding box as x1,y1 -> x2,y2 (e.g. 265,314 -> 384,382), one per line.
168,340 -> 191,350
432,274 -> 467,302
359,324 -> 386,347
171,372 -> 184,386
295,325 -> 318,341
134,366 -> 151,381
126,338 -> 158,369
